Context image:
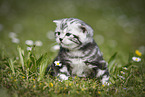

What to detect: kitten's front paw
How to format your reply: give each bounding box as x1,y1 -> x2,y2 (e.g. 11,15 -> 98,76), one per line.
101,75 -> 110,86
58,74 -> 69,80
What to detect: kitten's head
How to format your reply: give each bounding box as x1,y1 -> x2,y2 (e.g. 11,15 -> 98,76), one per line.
53,18 -> 94,50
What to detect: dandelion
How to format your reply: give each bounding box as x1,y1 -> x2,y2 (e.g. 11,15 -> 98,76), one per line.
81,88 -> 85,91
135,50 -> 142,56
123,67 -> 128,70
25,40 -> 33,46
76,91 -> 79,94
49,83 -> 53,87
92,85 -> 96,89
33,79 -> 35,81
132,57 -> 141,62
9,32 -> 17,38
35,40 -> 43,46
33,85 -> 36,88
54,61 -> 62,67
22,76 -> 25,79
120,71 -> 125,74
98,91 -> 101,94
27,47 -> 32,51
102,85 -> 105,87
47,31 -> 55,40
39,83 -> 42,85
12,38 -> 20,44
51,45 -> 60,52
69,83 -> 72,86
14,79 -> 17,82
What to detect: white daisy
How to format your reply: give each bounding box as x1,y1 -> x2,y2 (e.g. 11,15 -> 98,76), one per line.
132,57 -> 141,62
27,47 -> 32,51
47,31 -> 55,40
123,67 -> 128,70
25,40 -> 33,46
120,71 -> 125,74
54,61 -> 62,67
12,38 -> 20,44
117,74 -> 125,79
53,45 -> 60,50
35,40 -> 43,46
9,32 -> 17,38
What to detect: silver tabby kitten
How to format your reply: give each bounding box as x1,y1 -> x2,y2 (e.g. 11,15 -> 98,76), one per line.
48,18 -> 109,85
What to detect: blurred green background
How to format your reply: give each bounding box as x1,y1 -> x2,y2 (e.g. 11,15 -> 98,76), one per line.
0,0 -> 145,63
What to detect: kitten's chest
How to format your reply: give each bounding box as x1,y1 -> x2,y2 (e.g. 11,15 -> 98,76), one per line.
69,58 -> 91,77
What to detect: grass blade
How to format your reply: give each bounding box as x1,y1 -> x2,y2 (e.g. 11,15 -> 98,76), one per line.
17,46 -> 25,71
8,58 -> 15,75
37,53 -> 49,81
108,52 -> 117,73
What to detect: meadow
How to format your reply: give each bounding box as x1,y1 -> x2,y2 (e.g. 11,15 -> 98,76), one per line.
0,0 -> 145,97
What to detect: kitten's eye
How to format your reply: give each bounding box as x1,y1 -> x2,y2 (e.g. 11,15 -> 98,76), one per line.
55,32 -> 60,35
66,33 -> 71,36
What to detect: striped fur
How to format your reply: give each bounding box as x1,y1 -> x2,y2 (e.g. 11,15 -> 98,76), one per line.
47,18 -> 109,85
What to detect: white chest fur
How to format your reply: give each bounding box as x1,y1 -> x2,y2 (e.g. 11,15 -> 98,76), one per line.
70,58 -> 91,77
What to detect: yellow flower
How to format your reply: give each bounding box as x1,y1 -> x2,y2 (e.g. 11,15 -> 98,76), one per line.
123,67 -> 128,70
49,83 -> 53,87
69,83 -> 72,86
11,77 -> 13,79
92,85 -> 96,89
81,88 -> 85,91
33,85 -> 36,88
102,85 -> 104,87
98,91 -> 101,94
135,50 -> 142,56
33,79 -> 35,81
76,91 -> 79,94
22,76 -> 25,79
14,79 -> 17,82
120,71 -> 125,74
39,83 -> 42,85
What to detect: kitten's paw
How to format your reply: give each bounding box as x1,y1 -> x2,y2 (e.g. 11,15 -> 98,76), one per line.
103,82 -> 111,86
101,75 -> 109,85
58,74 -> 69,80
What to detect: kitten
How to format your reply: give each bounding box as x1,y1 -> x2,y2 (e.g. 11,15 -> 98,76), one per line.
47,18 -> 109,85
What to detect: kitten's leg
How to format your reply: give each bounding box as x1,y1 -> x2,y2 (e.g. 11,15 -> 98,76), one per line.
96,60 -> 109,85
85,60 -> 109,85
57,65 -> 70,81
96,68 -> 109,85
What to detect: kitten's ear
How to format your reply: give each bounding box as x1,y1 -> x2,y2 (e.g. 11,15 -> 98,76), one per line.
80,26 -> 87,33
80,24 -> 93,37
53,19 -> 62,26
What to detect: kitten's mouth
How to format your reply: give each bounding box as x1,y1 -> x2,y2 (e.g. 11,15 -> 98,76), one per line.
60,43 -> 72,46
69,39 -> 80,44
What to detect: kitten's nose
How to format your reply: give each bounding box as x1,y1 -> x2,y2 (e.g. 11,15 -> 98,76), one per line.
59,38 -> 63,42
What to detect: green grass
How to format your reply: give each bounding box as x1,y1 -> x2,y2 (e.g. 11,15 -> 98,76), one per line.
0,0 -> 145,97
0,46 -> 145,97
